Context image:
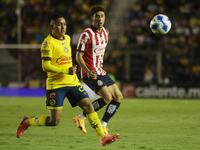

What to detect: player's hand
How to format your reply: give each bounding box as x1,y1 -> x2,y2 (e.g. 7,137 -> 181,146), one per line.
86,70 -> 97,79
69,65 -> 77,75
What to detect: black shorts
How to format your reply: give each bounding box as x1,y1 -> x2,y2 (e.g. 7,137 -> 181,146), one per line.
82,74 -> 115,93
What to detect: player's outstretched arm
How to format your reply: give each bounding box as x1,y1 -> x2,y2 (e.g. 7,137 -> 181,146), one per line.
42,59 -> 68,74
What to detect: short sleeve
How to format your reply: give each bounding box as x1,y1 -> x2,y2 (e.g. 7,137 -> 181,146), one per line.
76,32 -> 89,52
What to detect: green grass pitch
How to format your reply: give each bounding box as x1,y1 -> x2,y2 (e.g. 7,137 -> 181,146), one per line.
0,97 -> 200,150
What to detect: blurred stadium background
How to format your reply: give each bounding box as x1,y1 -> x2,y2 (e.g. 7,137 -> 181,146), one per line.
0,0 -> 200,98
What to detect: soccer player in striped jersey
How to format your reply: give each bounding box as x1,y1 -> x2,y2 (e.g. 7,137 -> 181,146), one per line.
16,14 -> 119,146
73,6 -> 123,135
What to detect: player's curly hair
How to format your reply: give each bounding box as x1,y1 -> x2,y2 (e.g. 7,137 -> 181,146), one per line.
90,6 -> 105,16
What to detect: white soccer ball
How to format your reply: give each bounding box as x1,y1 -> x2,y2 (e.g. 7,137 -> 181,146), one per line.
150,14 -> 172,35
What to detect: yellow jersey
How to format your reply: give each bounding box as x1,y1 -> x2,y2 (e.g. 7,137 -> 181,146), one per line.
41,34 -> 80,90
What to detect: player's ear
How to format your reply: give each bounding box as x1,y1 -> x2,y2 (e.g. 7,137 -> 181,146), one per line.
50,24 -> 54,30
90,15 -> 94,22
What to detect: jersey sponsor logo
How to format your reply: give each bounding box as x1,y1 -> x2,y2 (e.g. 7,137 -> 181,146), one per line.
97,80 -> 103,86
49,99 -> 56,106
41,50 -> 50,55
64,46 -> 69,54
50,92 -> 56,99
94,46 -> 105,55
56,55 -> 72,65
62,42 -> 65,45
43,41 -> 47,48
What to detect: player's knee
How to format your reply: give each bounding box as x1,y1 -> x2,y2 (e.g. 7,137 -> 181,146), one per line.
77,98 -> 95,114
51,120 -> 60,126
114,93 -> 123,103
102,94 -> 112,104
85,102 -> 95,114
118,94 -> 123,102
47,119 -> 60,126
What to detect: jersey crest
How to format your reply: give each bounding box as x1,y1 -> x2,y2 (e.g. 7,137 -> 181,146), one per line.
43,41 -> 47,48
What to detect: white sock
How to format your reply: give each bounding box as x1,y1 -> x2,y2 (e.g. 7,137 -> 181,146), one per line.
78,112 -> 86,119
101,120 -> 107,128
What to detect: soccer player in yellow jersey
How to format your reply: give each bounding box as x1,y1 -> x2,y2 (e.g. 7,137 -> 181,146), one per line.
16,14 -> 119,146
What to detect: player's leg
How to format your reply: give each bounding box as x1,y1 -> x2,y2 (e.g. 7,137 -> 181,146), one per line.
108,84 -> 123,103
16,88 -> 65,138
73,76 -> 108,133
83,75 -> 111,112
76,97 -> 120,146
68,85 -> 104,139
46,109 -> 62,126
77,86 -> 111,119
91,75 -> 123,116
70,85 -> 103,134
75,75 -> 110,123
93,75 -> 122,131
16,110 -> 62,138
100,83 -> 123,129
28,88 -> 65,126
76,97 -> 104,140
26,109 -> 62,126
74,86 -> 112,134
69,85 -> 119,146
77,97 -> 108,120
75,75 -> 120,134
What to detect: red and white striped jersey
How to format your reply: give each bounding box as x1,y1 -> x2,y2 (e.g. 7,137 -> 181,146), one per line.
77,26 -> 109,78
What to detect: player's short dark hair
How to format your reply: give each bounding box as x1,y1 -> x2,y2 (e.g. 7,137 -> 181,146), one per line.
90,6 -> 105,16
49,14 -> 65,23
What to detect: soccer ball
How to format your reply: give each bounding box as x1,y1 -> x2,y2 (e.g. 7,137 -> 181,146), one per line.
150,14 -> 172,35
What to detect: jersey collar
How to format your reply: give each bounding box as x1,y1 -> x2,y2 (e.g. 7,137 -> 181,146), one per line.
50,33 -> 65,41
91,26 -> 103,33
